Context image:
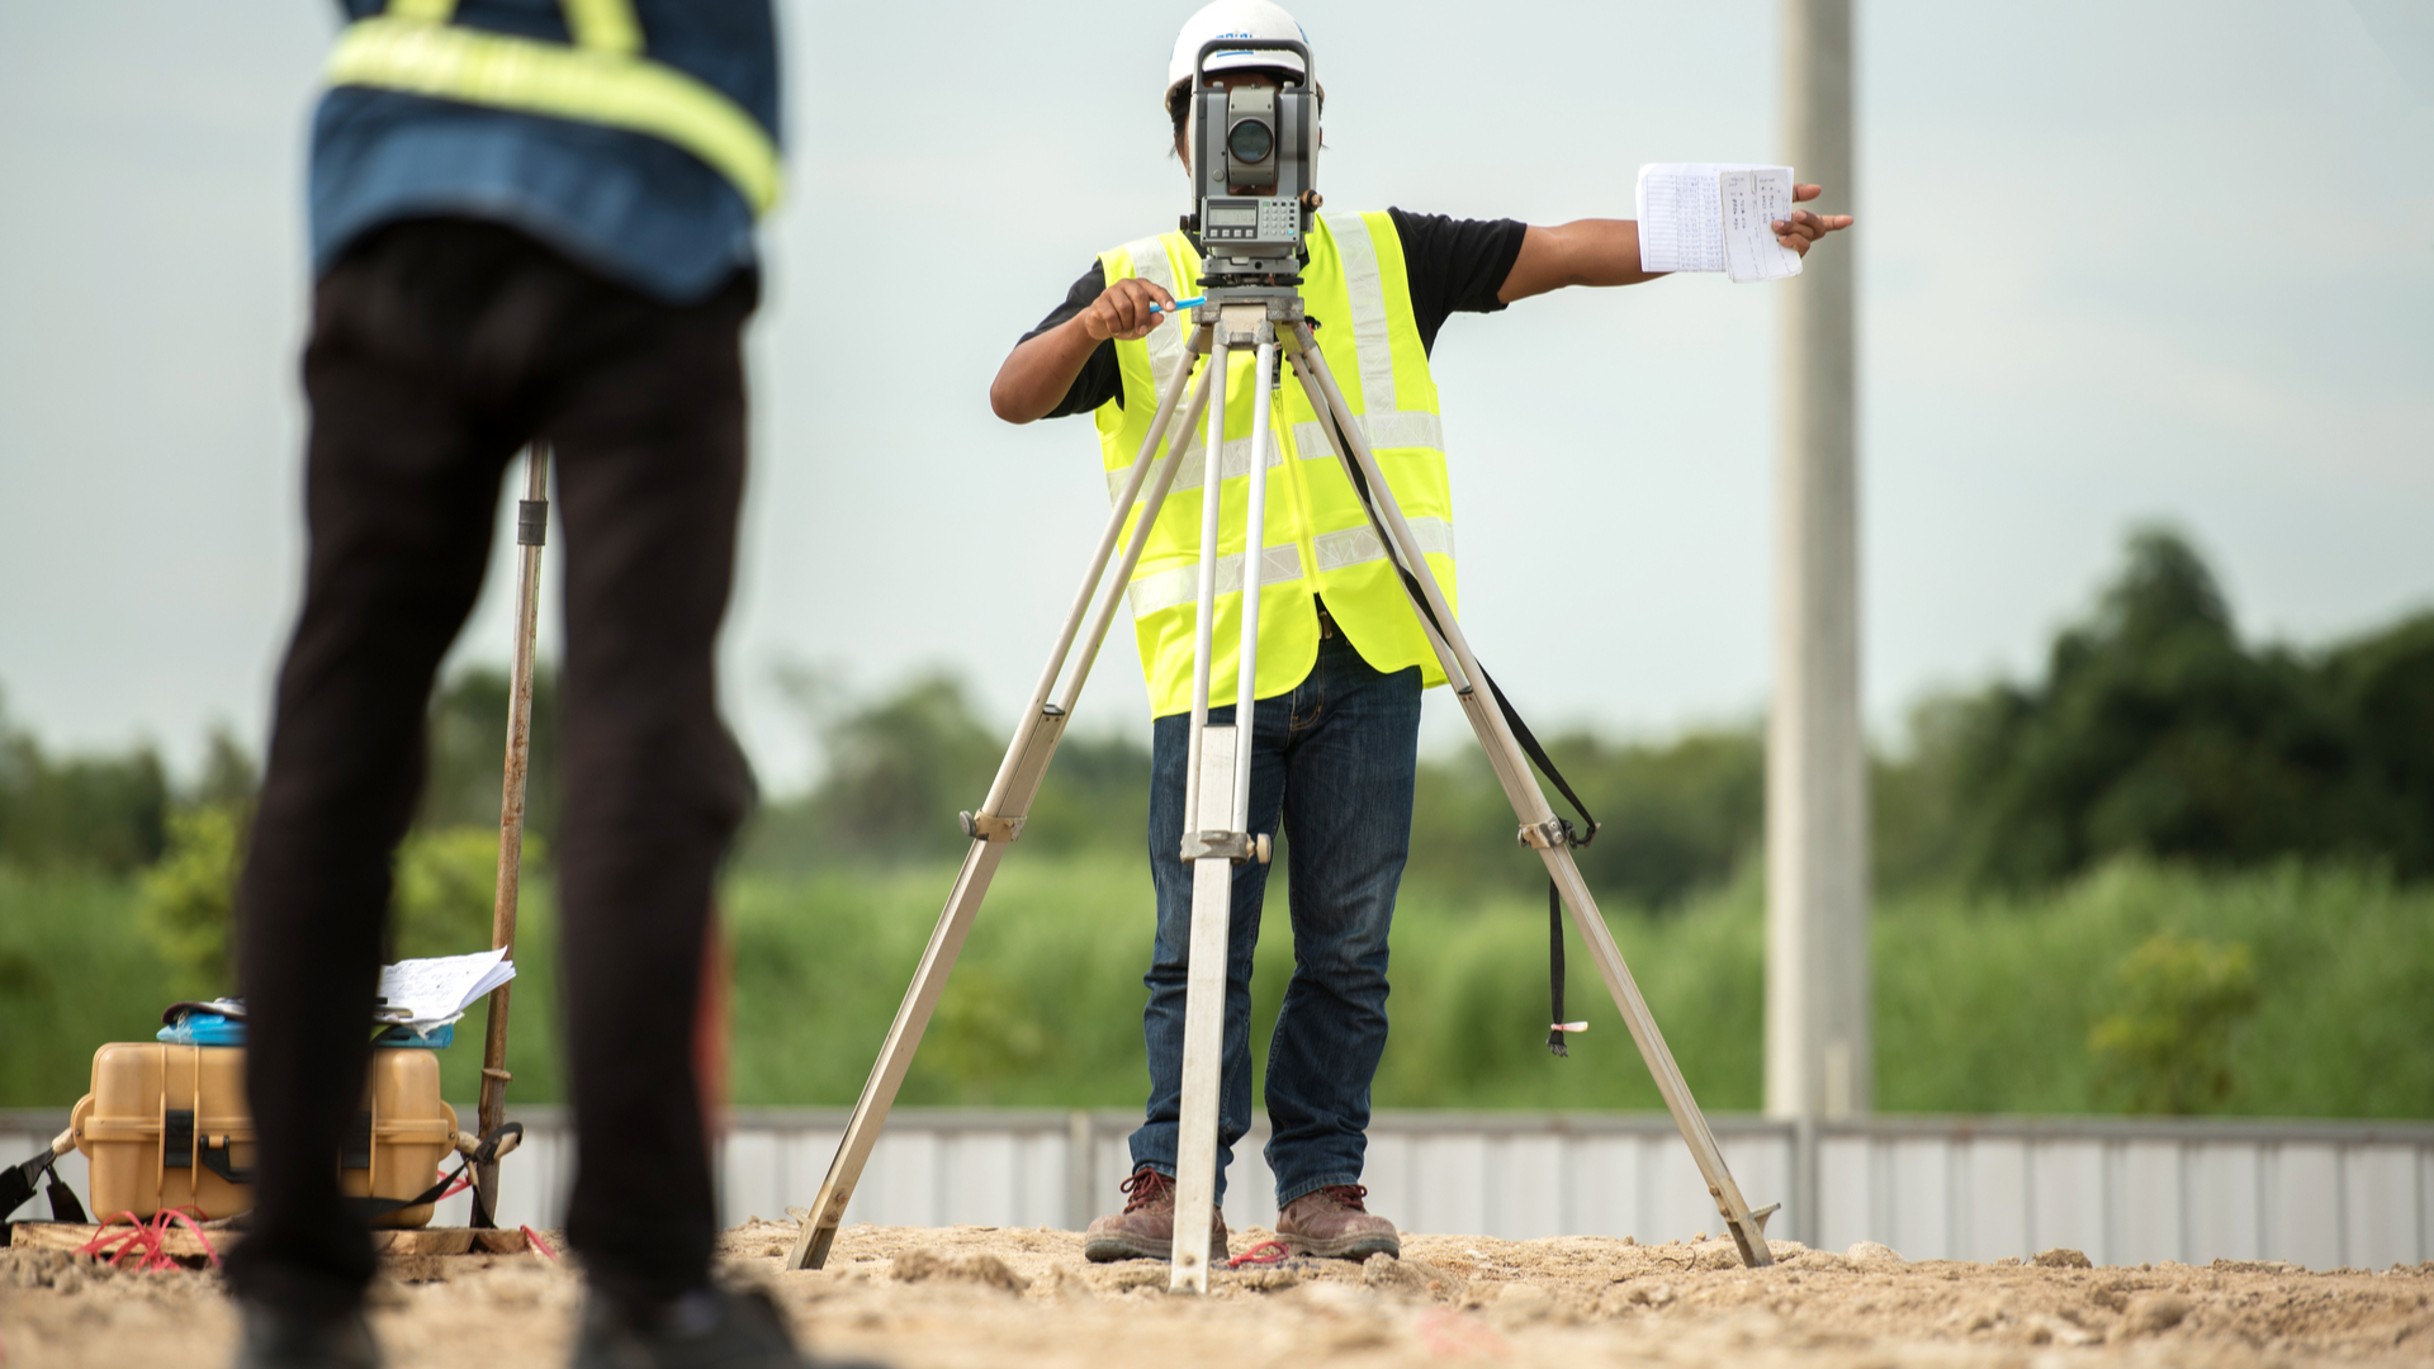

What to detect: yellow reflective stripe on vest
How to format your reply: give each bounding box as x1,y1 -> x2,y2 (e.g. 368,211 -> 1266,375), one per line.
563,0 -> 643,57
1124,235 -> 1193,391
1105,430 -> 1280,502
1128,544 -> 1307,617
1128,516 -> 1456,616
391,0 -> 457,21
1107,414 -> 1447,505
1312,515 -> 1454,573
326,12 -> 781,216
1323,211 -> 1400,416
1287,412 -> 1444,461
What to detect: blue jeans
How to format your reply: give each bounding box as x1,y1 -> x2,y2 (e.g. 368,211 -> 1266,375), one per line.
1129,627 -> 1421,1206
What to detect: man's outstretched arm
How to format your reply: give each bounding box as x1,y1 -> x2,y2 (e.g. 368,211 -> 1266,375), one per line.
1496,183 -> 1854,304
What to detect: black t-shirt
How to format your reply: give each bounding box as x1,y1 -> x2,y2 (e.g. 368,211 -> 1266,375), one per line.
1017,208 -> 1527,419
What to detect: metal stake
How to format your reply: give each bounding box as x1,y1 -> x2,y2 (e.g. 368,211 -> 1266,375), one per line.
475,443 -> 549,1224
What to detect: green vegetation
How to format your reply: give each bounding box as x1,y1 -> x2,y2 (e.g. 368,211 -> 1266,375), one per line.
3,526 -> 2430,1118
2088,932 -> 2262,1114
4,855 -> 2428,1116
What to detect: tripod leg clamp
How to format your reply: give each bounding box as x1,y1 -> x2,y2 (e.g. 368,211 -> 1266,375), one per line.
960,811 -> 1024,842
1180,830 -> 1270,864
1518,818 -> 1570,851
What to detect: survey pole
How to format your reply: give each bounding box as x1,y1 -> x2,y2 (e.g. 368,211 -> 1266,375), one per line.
476,444 -> 550,1223
1767,0 -> 1870,1138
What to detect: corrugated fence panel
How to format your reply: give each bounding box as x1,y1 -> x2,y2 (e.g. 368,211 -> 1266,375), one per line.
2269,1142 -> 2345,1270
1566,1133 -> 1642,1238
1961,1138 -> 2030,1262
2185,1141 -> 2262,1262
6,1111 -> 2429,1269
2028,1136 -> 2110,1262
2116,1139 -> 2186,1266
2346,1145 -> 2420,1271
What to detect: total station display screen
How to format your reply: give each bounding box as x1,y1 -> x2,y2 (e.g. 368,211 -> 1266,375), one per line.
1207,204 -> 1259,228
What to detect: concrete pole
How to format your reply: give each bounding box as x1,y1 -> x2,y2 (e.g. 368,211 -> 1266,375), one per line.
1766,0 -> 1870,1127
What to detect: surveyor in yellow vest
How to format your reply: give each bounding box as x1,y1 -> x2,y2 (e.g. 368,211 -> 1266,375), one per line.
990,0 -> 1851,1264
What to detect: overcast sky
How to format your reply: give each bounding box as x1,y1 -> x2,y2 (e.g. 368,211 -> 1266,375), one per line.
1,1 -> 2428,793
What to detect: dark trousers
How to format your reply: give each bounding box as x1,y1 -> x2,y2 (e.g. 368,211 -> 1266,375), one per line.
226,220 -> 757,1313
1131,629 -> 1421,1206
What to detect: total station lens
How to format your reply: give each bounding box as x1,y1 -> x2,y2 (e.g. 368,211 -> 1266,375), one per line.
1226,118 -> 1275,165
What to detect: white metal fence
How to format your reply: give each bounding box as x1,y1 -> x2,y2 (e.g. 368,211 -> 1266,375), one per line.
8,1109 -> 2429,1270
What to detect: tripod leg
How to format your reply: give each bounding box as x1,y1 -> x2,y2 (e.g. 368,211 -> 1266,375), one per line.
1180,329 -> 1233,837
1284,327 -> 1779,1268
1171,312 -> 1280,1293
785,349 -> 1215,1271
1169,723 -> 1238,1293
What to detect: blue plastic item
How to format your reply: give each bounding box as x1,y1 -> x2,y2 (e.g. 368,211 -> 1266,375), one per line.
373,1022 -> 455,1050
154,1013 -> 455,1049
156,1012 -> 247,1046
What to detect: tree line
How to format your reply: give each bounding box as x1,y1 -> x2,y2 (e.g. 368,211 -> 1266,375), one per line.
5,526 -> 2429,912
741,525 -> 2434,903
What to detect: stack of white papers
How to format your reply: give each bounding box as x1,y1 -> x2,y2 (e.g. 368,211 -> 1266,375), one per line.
375,949 -> 516,1033
1636,162 -> 1805,283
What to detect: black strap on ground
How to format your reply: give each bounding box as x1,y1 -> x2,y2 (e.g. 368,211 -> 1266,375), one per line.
1317,403 -> 1600,1056
2,1146 -> 86,1225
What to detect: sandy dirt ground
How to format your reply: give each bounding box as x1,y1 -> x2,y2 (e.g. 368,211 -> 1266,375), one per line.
4,1220 -> 2430,1367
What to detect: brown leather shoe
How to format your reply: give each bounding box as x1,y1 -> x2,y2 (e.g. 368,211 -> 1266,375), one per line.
1277,1184 -> 1400,1260
1082,1167 -> 1229,1263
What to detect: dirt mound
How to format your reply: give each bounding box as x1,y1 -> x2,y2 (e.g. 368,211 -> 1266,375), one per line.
4,1221 -> 2428,1367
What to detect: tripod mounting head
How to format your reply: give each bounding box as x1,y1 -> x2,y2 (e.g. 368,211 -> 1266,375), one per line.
1179,37 -> 1321,291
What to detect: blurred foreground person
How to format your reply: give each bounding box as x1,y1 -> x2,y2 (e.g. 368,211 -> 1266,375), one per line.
227,4 -> 868,1367
989,0 -> 1850,1264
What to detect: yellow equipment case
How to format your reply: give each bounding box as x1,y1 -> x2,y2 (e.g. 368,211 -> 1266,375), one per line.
69,1044 -> 460,1228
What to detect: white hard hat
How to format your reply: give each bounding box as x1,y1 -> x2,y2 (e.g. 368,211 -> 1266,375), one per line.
1165,0 -> 1312,115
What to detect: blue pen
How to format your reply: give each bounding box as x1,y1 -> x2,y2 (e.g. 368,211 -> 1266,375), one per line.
1150,295 -> 1207,314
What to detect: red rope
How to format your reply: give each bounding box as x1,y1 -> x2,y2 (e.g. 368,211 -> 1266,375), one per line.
1226,1239 -> 1290,1268
520,1225 -> 558,1260
74,1208 -> 215,1273
435,1164 -> 475,1202
74,1215 -> 155,1269
151,1208 -> 222,1270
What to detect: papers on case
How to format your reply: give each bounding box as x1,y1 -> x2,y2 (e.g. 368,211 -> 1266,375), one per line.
375,948 -> 516,1032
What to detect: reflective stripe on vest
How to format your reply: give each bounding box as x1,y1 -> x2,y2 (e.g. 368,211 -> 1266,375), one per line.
1095,211 -> 1459,717
326,0 -> 782,217
1129,543 -> 1307,617
1102,415 -> 1447,504
1125,516 -> 1459,617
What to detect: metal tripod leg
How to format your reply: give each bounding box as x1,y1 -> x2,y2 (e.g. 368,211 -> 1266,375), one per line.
1169,305 -> 1282,1293
1283,322 -> 1780,1268
785,342 -> 1216,1271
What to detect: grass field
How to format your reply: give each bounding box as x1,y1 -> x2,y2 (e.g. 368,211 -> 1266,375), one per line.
2,856 -> 2429,1118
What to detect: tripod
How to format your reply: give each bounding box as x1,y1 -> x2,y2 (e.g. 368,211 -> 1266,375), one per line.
783,288 -> 1777,1289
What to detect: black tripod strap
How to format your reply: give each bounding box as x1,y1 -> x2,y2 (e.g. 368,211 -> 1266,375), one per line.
1317,404 -> 1598,1056
1547,881 -> 1569,1057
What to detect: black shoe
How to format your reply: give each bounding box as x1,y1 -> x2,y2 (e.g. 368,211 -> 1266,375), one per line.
569,1285 -> 885,1369
231,1299 -> 381,1369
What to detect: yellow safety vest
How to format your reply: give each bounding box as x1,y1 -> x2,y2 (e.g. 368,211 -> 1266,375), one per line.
1098,211 -> 1458,719
324,0 -> 782,217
